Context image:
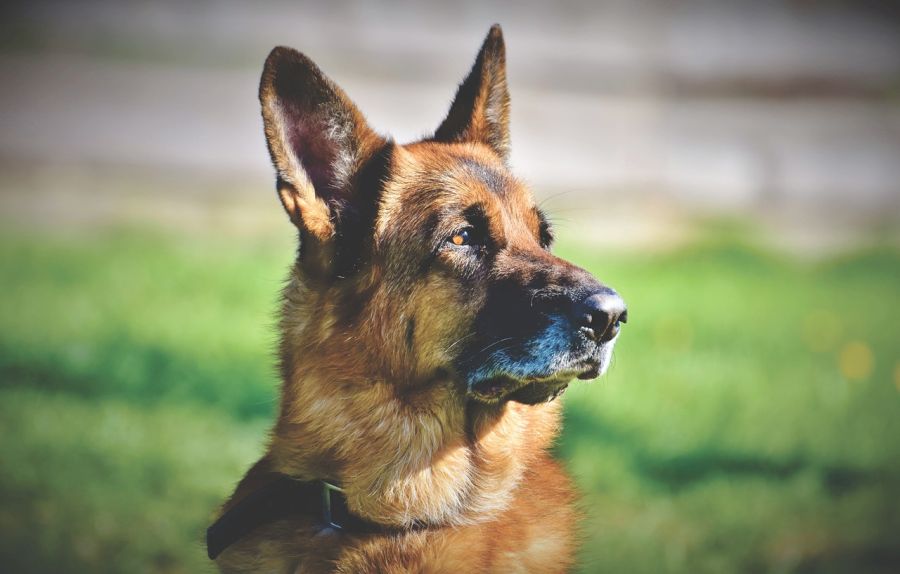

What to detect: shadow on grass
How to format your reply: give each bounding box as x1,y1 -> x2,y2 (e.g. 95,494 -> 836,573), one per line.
561,407 -> 889,495
0,334 -> 277,420
795,545 -> 900,574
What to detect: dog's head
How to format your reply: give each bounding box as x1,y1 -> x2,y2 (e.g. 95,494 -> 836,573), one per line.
261,25 -> 626,405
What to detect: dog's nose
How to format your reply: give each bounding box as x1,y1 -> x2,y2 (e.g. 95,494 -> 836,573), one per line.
573,289 -> 627,343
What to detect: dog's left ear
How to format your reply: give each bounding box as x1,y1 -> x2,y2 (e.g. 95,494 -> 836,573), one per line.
433,25 -> 511,162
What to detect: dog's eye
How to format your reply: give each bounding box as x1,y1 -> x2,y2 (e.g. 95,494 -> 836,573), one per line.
449,229 -> 473,246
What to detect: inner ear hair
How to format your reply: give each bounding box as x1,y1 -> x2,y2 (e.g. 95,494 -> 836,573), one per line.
259,46 -> 384,239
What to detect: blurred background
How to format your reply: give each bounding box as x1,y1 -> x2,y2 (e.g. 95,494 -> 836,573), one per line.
0,1 -> 898,572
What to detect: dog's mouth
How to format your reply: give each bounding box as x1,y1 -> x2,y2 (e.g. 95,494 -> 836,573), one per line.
468,360 -> 602,405
463,316 -> 622,406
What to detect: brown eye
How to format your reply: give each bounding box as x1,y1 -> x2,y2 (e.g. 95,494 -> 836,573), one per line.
450,229 -> 471,246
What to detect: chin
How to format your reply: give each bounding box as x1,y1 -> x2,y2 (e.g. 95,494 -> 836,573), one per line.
466,336 -> 619,405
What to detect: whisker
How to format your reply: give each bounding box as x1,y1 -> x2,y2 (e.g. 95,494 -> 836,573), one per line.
538,189 -> 583,207
476,336 -> 517,356
444,332 -> 477,353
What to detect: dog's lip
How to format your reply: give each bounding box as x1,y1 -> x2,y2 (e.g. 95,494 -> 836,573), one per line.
507,380 -> 570,405
576,364 -> 601,380
469,373 -> 565,402
470,376 -> 570,405
574,356 -> 603,380
469,360 -> 601,403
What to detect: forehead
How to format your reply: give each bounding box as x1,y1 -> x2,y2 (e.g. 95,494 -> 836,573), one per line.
378,142 -> 540,236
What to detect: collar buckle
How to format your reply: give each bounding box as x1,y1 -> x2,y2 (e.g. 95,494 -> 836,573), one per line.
321,480 -> 345,529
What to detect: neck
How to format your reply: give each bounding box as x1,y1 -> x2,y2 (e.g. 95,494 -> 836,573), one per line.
267,364 -> 562,527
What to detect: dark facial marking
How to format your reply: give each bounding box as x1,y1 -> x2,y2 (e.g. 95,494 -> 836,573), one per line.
536,209 -> 554,248
332,141 -> 395,278
416,212 -> 442,278
333,282 -> 377,327
458,157 -> 509,196
406,317 -> 416,351
460,203 -> 491,248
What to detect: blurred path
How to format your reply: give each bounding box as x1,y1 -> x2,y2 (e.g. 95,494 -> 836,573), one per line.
2,51 -> 898,212
1,0 -> 899,251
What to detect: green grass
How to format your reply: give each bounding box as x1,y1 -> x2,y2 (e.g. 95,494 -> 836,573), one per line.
1,227 -> 898,573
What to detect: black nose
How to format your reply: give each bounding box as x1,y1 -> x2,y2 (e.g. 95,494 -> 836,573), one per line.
573,289 -> 627,343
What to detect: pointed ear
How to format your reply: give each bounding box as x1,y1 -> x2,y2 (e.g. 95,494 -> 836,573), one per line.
259,46 -> 383,239
432,25 -> 511,162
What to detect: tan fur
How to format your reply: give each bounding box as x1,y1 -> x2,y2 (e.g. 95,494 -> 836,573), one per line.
213,26 -> 595,573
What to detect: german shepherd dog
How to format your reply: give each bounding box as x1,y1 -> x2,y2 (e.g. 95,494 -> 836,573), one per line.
210,25 -> 626,573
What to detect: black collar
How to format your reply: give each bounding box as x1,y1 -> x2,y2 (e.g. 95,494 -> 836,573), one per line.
206,475 -> 382,560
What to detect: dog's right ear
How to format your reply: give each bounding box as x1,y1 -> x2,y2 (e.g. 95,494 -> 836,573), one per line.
259,47 -> 381,242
